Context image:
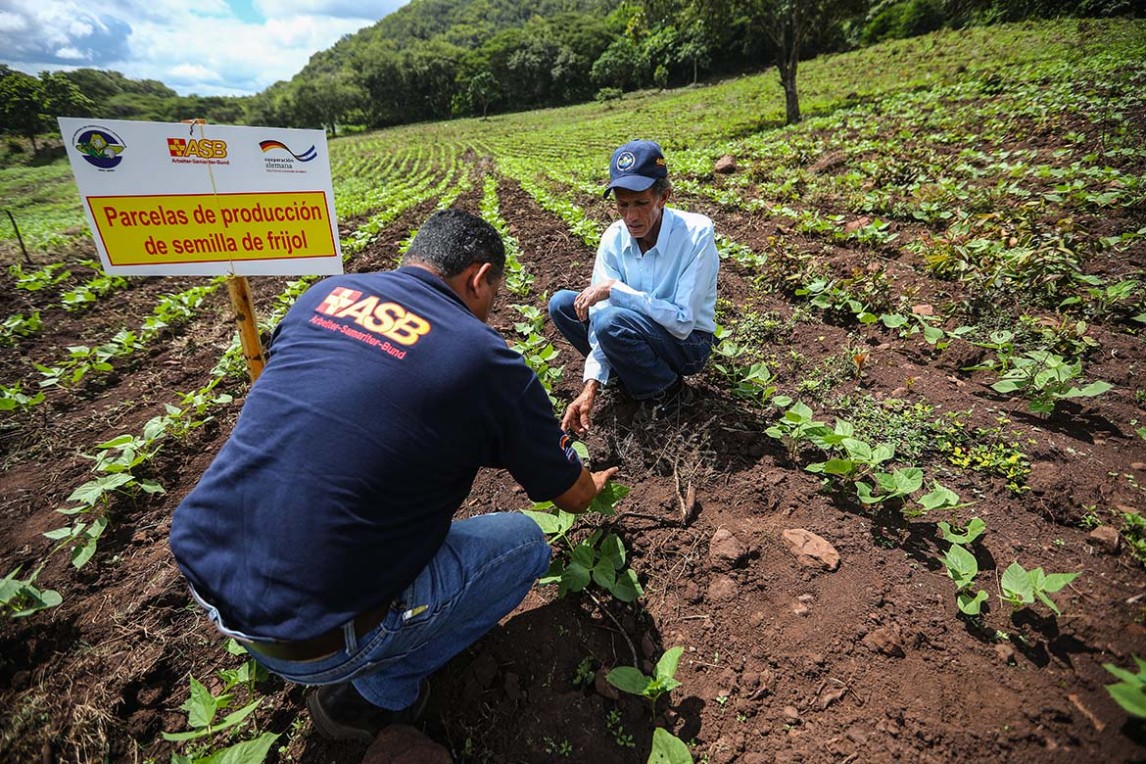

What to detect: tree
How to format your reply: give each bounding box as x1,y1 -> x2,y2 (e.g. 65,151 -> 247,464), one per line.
678,23 -> 713,84
353,44 -> 409,126
508,34 -> 561,105
467,70 -> 500,117
591,36 -> 648,91
641,22 -> 713,86
0,71 -> 44,152
291,71 -> 361,136
687,0 -> 867,123
39,72 -> 95,121
402,40 -> 464,121
757,0 -> 870,123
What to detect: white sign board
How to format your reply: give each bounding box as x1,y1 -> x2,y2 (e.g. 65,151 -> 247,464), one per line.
59,118 -> 343,277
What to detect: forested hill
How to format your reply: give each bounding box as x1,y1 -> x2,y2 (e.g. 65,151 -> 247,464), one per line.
250,0 -> 635,131
0,0 -> 1138,152
328,0 -> 623,53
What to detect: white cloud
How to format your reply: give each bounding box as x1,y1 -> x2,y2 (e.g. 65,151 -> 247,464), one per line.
0,11 -> 28,33
0,0 -> 406,97
255,0 -> 404,20
54,47 -> 86,61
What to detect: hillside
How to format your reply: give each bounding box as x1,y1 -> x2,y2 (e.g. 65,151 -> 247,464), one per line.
2,17 -> 1145,763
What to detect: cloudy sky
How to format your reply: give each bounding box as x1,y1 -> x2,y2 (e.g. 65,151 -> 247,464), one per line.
0,0 -> 409,97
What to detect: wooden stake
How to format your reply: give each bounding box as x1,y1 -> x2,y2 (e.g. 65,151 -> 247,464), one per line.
227,275 -> 266,383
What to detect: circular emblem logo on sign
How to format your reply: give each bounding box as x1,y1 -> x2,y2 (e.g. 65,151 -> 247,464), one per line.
72,126 -> 126,169
616,151 -> 636,171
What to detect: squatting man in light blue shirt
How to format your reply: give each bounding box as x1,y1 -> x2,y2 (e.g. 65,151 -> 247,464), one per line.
549,139 -> 719,435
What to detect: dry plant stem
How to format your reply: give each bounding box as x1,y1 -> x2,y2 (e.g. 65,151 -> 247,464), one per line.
585,589 -> 640,668
1067,693 -> 1105,732
672,459 -> 698,525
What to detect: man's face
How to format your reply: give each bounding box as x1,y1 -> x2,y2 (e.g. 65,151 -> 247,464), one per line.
473,271 -> 502,323
613,187 -> 668,244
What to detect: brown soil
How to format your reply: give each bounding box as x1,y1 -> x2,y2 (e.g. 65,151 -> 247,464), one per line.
2,164 -> 1145,764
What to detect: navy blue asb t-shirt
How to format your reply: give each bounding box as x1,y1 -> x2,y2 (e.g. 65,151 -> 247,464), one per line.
170,266 -> 581,641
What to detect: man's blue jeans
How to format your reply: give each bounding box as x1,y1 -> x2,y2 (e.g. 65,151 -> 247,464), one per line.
234,512 -> 551,710
549,290 -> 714,399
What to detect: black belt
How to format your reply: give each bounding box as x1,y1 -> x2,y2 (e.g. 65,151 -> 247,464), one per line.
240,602 -> 392,662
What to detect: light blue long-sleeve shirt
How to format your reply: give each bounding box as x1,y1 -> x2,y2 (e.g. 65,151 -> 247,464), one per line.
584,206 -> 719,383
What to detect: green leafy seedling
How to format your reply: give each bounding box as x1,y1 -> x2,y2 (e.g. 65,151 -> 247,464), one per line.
649,727 -> 694,763
917,482 -> 966,514
1104,656 -> 1146,719
606,646 -> 684,713
856,466 -> 923,505
999,561 -> 1080,615
991,350 -> 1112,414
0,566 -> 62,618
525,483 -> 641,602
162,675 -> 263,743
938,517 -> 986,545
942,543 -> 989,615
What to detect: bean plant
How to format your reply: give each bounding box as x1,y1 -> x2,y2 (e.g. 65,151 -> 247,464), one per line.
1104,656 -> 1146,719
525,480 -> 642,603
163,675 -> 277,764
0,565 -> 61,618
998,561 -> 1079,615
939,518 -> 990,616
606,646 -> 684,713
990,350 -> 1112,414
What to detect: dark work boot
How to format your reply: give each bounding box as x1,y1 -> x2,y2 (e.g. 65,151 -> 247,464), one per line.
306,679 -> 430,743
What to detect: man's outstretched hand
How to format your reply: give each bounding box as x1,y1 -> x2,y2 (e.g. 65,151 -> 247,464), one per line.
562,381 -> 599,435
590,466 -> 620,496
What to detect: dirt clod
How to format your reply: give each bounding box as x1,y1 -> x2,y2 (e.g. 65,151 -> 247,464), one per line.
781,529 -> 841,571
709,528 -> 748,566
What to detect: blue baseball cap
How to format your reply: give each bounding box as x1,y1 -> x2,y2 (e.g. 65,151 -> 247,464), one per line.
603,139 -> 667,197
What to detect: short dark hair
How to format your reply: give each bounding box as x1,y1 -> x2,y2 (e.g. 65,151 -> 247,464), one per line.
650,177 -> 672,198
402,208 -> 505,279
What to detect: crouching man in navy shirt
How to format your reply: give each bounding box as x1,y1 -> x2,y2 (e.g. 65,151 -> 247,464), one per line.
549,139 -> 719,433
170,209 -> 618,743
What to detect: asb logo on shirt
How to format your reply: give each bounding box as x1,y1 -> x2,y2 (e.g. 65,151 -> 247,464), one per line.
316,287 -> 432,346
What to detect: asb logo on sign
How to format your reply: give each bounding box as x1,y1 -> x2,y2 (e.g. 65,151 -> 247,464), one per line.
73,126 -> 126,169
167,138 -> 229,160
316,287 -> 432,347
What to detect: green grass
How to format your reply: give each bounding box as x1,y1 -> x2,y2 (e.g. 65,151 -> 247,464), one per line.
1,17 -> 1142,257
0,160 -> 85,253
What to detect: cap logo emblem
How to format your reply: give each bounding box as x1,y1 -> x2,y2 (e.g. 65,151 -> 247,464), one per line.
616,151 -> 636,171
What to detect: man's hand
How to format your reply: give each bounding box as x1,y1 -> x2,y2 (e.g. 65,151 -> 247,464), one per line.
573,278 -> 616,321
553,465 -> 621,514
562,381 -> 600,435
590,466 -> 620,494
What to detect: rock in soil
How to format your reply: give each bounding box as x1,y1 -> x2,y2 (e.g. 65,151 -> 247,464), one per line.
707,574 -> 739,601
714,154 -> 738,173
709,528 -> 748,566
1087,525 -> 1121,554
994,642 -> 1017,665
781,529 -> 840,571
862,625 -> 906,658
